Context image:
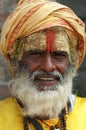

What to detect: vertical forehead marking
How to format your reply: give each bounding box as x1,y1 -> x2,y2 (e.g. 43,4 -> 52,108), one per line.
45,30 -> 56,52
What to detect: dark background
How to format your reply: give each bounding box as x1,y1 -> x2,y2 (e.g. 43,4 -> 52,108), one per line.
60,0 -> 86,97
0,0 -> 86,97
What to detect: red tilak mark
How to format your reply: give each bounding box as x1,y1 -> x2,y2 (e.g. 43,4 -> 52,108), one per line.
28,0 -> 31,2
45,30 -> 56,52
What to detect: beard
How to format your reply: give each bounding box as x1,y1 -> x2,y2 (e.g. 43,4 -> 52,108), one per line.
8,66 -> 76,119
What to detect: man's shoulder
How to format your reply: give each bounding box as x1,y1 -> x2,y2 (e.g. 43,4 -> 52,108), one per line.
75,95 -> 86,104
0,97 -> 16,108
73,95 -> 86,113
70,95 -> 86,109
0,97 -> 21,119
67,96 -> 86,130
0,97 -> 23,130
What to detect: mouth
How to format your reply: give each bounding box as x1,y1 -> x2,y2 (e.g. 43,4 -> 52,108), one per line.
34,75 -> 61,91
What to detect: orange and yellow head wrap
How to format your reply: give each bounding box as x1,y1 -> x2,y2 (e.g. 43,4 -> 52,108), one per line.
0,0 -> 86,73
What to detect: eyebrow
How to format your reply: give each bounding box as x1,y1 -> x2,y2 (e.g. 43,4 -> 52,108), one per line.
28,49 -> 44,53
27,49 -> 69,55
52,50 -> 68,54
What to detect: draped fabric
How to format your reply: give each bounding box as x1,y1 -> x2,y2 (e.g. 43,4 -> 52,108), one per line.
0,0 -> 86,69
0,96 -> 86,130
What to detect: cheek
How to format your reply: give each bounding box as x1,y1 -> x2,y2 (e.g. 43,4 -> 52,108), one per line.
55,60 -> 70,74
25,60 -> 41,73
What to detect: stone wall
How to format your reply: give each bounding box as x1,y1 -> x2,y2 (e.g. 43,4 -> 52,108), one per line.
0,0 -> 18,30
0,0 -> 18,82
0,0 -> 18,99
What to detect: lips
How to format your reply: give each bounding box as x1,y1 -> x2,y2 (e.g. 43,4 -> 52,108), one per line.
34,75 -> 60,91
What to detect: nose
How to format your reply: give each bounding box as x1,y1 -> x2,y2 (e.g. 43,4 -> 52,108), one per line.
40,53 -> 56,73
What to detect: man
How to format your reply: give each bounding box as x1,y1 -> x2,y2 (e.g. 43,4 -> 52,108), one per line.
0,0 -> 86,130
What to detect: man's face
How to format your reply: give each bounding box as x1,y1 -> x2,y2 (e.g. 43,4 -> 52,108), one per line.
19,28 -> 70,91
20,50 -> 70,91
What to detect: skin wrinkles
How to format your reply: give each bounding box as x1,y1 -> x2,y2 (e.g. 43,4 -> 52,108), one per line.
19,49 -> 70,91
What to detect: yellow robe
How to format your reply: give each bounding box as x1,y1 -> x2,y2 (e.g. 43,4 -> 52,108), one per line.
0,96 -> 86,130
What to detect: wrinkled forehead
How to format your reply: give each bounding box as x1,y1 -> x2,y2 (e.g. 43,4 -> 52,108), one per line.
23,27 -> 70,54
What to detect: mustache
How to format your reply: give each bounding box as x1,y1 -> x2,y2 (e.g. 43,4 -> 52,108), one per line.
30,70 -> 63,82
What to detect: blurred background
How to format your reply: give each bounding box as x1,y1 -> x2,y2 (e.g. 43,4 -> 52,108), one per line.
0,0 -> 86,98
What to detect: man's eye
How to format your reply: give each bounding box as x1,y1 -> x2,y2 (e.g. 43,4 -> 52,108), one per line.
52,51 -> 68,58
28,50 -> 43,56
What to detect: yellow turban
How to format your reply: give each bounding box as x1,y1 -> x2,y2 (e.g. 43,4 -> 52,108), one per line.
0,0 -> 86,70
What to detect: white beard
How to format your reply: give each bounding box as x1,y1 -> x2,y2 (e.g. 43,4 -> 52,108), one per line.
8,68 -> 75,119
